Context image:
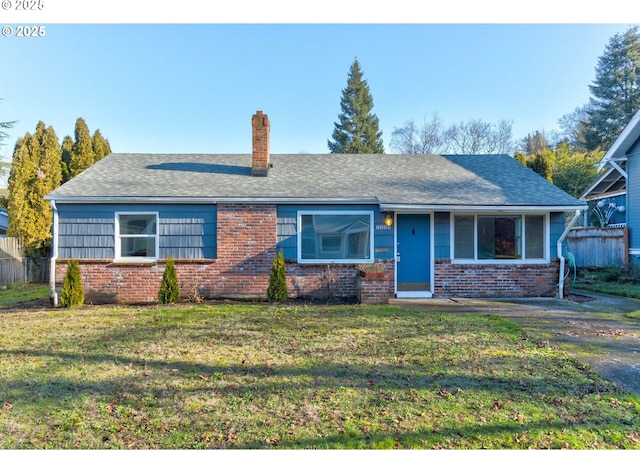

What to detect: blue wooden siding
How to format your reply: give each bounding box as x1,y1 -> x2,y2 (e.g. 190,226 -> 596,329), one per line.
58,207 -> 115,259
57,203 -> 216,259
628,142 -> 640,252
276,205 -> 393,260
434,212 -> 450,258
549,212 -> 565,259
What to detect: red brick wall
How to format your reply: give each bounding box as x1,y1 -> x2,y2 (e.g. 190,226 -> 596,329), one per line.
214,203 -> 277,297
433,258 -> 560,298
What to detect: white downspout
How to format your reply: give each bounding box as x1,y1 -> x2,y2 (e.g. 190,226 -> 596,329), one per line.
557,209 -> 582,299
49,200 -> 59,306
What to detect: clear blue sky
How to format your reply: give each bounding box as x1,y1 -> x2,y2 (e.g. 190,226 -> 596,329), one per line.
0,4 -> 637,164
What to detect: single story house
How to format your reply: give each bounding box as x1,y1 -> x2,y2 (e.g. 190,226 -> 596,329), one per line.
45,111 -> 586,304
581,108 -> 640,264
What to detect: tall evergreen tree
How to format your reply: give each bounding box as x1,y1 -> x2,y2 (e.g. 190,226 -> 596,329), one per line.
585,26 -> 640,151
92,129 -> 111,162
8,121 -> 62,254
69,118 -> 94,178
328,58 -> 384,154
60,135 -> 74,183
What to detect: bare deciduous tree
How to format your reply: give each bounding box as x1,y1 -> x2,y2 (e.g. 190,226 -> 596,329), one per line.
390,113 -> 443,154
392,114 -> 513,155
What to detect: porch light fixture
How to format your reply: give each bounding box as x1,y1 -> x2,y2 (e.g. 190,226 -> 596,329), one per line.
384,213 -> 393,227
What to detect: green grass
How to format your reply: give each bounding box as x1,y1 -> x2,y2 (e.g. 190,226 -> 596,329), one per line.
1,302 -> 639,448
0,282 -> 50,308
574,280 -> 640,299
573,267 -> 640,318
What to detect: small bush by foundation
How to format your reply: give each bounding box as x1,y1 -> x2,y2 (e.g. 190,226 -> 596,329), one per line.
60,259 -> 84,307
267,250 -> 288,302
158,256 -> 180,304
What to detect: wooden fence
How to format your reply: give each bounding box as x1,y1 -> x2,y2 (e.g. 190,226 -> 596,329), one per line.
566,226 -> 629,269
0,237 -> 50,284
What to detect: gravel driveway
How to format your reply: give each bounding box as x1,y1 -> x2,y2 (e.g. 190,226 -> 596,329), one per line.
391,291 -> 640,395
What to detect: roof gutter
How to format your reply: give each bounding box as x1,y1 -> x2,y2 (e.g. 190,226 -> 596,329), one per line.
380,204 -> 587,212
49,200 -> 59,307
557,209 -> 582,299
44,196 -> 381,205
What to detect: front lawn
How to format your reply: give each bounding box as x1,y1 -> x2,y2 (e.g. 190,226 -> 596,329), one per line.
0,282 -> 50,309
0,303 -> 638,448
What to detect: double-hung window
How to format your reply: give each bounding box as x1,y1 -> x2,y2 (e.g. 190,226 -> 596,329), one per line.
115,213 -> 159,261
453,213 -> 547,262
298,211 -> 374,263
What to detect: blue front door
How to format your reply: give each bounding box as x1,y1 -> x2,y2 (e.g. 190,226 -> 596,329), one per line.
396,214 -> 431,293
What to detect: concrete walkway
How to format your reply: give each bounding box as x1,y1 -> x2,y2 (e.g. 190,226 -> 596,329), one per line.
391,291 -> 640,395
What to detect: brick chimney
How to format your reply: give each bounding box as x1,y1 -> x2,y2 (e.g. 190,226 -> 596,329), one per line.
251,110 -> 270,177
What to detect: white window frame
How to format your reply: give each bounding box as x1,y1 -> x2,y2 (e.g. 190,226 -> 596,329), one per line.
115,212 -> 159,262
297,210 -> 374,264
451,212 -> 550,264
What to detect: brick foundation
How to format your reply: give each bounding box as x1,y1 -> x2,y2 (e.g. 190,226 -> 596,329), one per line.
54,259 -> 372,304
433,258 -> 561,298
54,256 -> 562,304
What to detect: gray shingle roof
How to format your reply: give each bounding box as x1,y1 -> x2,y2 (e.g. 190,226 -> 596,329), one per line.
46,153 -> 585,209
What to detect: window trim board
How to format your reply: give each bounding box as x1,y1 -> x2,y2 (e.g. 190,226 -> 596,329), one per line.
296,210 -> 375,264
450,212 -> 550,264
114,211 -> 160,262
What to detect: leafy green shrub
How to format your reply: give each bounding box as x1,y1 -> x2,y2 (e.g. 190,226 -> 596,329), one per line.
597,265 -> 640,284
60,259 -> 84,307
158,256 -> 180,304
267,250 -> 288,302
600,265 -> 624,282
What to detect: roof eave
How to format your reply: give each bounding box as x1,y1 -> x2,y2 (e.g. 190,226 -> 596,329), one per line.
380,204 -> 587,212
44,196 -> 381,205
45,196 -> 586,212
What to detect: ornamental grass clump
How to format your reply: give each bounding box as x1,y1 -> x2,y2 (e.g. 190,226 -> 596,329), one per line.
60,259 -> 84,307
158,255 -> 180,304
267,250 -> 288,302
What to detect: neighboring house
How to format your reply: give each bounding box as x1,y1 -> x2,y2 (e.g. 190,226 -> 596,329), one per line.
45,111 -> 585,304
581,108 -> 640,264
0,209 -> 8,235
